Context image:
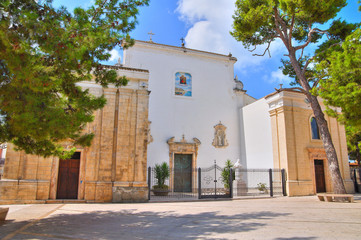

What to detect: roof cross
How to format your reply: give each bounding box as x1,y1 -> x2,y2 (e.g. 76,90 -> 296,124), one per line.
180,37 -> 185,47
148,31 -> 155,42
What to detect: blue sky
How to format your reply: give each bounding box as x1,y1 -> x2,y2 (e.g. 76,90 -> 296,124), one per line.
53,0 -> 360,99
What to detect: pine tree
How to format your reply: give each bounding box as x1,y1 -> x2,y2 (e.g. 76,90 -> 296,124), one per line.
0,0 -> 149,158
231,0 -> 349,194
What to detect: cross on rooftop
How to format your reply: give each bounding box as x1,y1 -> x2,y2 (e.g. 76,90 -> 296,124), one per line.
180,37 -> 185,47
148,31 -> 155,42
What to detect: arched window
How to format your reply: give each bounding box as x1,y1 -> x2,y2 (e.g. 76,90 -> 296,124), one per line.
311,117 -> 320,140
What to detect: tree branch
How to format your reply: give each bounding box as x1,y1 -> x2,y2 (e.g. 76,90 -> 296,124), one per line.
249,45 -> 257,52
298,47 -> 305,61
273,7 -> 290,50
294,23 -> 313,51
288,14 -> 295,47
301,56 -> 314,75
275,87 -> 307,94
294,26 -> 330,52
252,41 -> 272,57
90,0 -> 109,23
312,78 -> 321,89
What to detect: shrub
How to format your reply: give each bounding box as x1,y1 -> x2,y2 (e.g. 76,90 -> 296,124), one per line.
221,160 -> 235,189
153,162 -> 170,189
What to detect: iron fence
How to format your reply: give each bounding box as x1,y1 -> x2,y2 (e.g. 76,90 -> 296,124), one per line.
233,168 -> 286,197
148,167 -> 199,200
148,165 -> 287,200
198,164 -> 232,199
351,167 -> 361,193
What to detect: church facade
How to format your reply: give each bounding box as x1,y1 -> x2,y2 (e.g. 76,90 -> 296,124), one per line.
0,40 -> 354,203
122,40 -> 255,170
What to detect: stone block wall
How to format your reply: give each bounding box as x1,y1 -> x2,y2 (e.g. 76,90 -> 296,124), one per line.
266,90 -> 353,196
0,67 -> 150,203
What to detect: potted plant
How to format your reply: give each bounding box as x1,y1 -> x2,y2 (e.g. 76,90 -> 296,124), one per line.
152,162 -> 170,196
257,182 -> 268,194
221,160 -> 235,193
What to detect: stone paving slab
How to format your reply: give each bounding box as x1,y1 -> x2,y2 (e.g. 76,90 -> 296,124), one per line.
1,195 -> 361,239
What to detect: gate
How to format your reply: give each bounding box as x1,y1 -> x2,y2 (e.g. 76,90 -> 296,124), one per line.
148,163 -> 286,200
198,162 -> 233,199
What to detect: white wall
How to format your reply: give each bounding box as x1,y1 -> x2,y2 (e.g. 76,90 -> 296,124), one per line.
124,41 -> 254,168
242,98 -> 273,169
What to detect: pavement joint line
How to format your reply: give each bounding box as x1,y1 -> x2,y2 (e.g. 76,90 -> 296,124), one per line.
1,204 -> 65,240
19,231 -> 87,240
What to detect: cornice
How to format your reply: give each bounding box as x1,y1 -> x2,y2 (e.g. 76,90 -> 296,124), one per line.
133,40 -> 237,63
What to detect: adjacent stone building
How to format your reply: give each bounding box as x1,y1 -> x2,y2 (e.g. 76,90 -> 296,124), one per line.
0,66 -> 151,203
243,89 -> 354,196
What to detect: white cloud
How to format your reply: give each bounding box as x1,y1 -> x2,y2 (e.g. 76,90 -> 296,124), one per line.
176,0 -> 287,72
263,69 -> 292,84
109,49 -> 121,62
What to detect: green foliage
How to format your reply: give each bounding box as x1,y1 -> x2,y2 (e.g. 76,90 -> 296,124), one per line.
0,0 -> 149,157
221,159 -> 235,189
315,20 -> 359,62
257,182 -> 268,192
317,28 -> 361,128
280,20 -> 358,88
346,125 -> 361,163
231,0 -> 346,50
231,0 -> 349,193
153,162 -> 170,189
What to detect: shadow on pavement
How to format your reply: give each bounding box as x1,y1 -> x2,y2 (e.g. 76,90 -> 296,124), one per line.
1,209 -> 292,240
274,238 -> 317,240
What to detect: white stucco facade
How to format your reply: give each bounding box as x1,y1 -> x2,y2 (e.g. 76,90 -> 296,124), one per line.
242,98 -> 273,169
123,41 -> 255,168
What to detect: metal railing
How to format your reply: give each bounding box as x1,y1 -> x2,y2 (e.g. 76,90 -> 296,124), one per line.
233,168 -> 286,197
351,168 -> 361,193
148,165 -> 287,200
148,167 -> 199,200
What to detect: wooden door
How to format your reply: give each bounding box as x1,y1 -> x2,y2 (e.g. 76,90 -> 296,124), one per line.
314,160 -> 326,193
174,154 -> 192,192
57,153 -> 80,199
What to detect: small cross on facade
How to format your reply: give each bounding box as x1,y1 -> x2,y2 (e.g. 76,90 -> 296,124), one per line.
180,37 -> 185,47
148,31 -> 155,42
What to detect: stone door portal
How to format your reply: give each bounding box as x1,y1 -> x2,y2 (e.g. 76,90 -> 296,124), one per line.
57,152 -> 81,199
174,154 -> 192,192
314,159 -> 326,193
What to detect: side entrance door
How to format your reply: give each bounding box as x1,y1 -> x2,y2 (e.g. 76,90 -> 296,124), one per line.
174,154 -> 192,192
314,159 -> 326,193
57,152 -> 81,199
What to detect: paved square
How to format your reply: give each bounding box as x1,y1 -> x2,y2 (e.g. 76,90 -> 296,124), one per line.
1,196 -> 361,240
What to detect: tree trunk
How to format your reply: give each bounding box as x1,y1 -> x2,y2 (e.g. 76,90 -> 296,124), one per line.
288,51 -> 347,194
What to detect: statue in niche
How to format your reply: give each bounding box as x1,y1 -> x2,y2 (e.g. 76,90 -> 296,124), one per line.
212,122 -> 229,148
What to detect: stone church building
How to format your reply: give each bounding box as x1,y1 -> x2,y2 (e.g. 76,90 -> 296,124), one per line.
0,40 -> 354,203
